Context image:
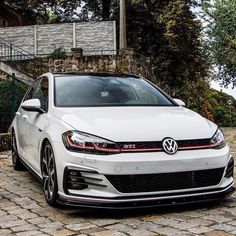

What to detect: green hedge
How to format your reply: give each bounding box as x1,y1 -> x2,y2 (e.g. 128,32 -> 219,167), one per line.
0,80 -> 28,133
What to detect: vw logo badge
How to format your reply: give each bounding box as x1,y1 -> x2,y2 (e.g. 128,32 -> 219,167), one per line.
162,138 -> 178,155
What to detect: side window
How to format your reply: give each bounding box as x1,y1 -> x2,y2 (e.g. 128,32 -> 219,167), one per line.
24,80 -> 40,101
33,77 -> 49,112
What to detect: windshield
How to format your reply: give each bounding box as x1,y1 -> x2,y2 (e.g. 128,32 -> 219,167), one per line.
54,75 -> 175,107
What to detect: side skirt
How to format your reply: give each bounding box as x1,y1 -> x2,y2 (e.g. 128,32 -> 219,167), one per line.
19,155 -> 43,183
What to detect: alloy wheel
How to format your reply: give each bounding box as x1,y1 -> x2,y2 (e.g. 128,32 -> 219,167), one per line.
42,144 -> 56,202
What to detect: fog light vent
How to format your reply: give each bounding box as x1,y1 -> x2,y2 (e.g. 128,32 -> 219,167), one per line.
63,167 -> 107,195
225,157 -> 234,178
65,169 -> 88,192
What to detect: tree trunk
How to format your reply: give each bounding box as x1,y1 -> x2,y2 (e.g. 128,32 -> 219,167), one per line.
102,0 -> 111,20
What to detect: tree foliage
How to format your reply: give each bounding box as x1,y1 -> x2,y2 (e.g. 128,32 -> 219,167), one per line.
208,89 -> 236,127
3,0 -> 83,24
130,1 -> 211,117
203,0 -> 236,87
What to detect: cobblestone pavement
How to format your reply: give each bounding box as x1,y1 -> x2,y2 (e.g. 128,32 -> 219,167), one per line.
0,128 -> 236,236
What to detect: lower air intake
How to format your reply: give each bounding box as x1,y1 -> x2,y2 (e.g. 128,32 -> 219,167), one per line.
106,168 -> 224,193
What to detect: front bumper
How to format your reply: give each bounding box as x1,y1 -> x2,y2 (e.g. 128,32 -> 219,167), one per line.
53,143 -> 235,208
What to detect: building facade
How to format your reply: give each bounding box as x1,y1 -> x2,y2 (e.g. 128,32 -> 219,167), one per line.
0,3 -> 22,27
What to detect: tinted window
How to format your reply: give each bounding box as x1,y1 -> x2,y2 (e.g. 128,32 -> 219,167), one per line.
54,75 -> 174,107
24,80 -> 40,101
33,77 -> 49,111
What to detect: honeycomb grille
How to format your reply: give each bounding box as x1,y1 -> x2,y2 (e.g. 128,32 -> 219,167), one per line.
177,138 -> 211,147
106,168 -> 224,193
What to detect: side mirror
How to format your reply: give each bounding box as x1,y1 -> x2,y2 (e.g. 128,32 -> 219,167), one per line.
21,99 -> 44,114
173,98 -> 186,107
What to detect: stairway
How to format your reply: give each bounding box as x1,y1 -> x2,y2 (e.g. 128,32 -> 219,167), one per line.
0,37 -> 34,84
0,61 -> 33,85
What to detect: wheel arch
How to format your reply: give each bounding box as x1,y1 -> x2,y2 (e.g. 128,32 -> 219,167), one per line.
39,137 -> 57,174
40,138 -> 50,172
11,127 -> 19,152
11,127 -> 14,138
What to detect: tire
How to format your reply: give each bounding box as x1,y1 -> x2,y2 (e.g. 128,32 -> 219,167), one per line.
41,141 -> 59,207
12,131 -> 25,171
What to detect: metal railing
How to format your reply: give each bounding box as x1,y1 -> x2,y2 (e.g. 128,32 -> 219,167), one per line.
0,37 -> 35,62
0,40 -> 119,62
0,73 -> 31,133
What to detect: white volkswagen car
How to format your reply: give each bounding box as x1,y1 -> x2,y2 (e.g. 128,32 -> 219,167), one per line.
11,72 -> 234,208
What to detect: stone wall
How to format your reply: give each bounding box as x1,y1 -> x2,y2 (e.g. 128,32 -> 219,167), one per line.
0,26 -> 35,53
10,49 -> 156,83
37,24 -> 73,55
0,21 -> 116,56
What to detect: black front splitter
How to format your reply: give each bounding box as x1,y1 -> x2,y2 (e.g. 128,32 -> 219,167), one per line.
57,186 -> 235,210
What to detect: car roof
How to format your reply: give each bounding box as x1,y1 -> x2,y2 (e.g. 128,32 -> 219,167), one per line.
51,72 -> 141,79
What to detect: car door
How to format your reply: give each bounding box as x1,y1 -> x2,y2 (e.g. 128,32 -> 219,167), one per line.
16,80 -> 39,159
24,76 -> 50,174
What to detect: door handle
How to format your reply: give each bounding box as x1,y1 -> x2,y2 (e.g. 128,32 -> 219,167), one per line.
22,114 -> 28,120
15,112 -> 20,116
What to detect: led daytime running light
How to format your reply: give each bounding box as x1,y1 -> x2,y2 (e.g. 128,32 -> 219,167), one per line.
63,131 -> 120,154
210,129 -> 225,149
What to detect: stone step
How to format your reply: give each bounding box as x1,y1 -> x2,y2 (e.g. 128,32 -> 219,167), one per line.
0,62 -> 33,85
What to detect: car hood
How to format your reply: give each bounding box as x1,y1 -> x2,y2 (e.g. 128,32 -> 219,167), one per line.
54,106 -> 217,141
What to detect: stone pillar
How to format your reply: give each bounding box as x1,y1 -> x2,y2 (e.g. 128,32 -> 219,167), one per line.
119,48 -> 134,73
121,48 -> 134,56
71,48 -> 83,57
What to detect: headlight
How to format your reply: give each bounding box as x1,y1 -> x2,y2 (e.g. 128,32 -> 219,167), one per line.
62,131 -> 121,154
210,129 -> 226,149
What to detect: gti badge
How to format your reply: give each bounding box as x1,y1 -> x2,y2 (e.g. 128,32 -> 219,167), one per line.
162,138 -> 178,155
123,144 -> 136,149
